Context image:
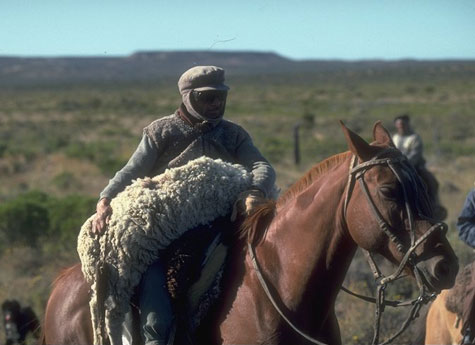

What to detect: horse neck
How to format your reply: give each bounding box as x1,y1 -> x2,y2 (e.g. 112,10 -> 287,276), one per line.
259,156 -> 358,314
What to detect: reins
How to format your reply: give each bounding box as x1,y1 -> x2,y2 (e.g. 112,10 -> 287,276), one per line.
248,149 -> 446,345
248,243 -> 329,345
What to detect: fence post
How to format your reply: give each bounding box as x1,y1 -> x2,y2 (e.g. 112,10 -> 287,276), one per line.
432,124 -> 441,162
294,123 -> 301,165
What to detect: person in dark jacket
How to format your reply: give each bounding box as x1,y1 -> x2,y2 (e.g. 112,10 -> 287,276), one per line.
457,186 -> 475,248
91,66 -> 276,345
456,185 -> 475,344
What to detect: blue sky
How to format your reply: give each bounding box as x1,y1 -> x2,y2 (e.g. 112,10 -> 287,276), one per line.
1,0 -> 474,60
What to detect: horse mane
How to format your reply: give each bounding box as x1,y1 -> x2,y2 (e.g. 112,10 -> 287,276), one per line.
52,265 -> 80,288
238,200 -> 276,246
240,151 -> 351,246
277,151 -> 351,207
445,261 -> 475,316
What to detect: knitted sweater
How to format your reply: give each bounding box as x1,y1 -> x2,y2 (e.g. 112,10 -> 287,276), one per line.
100,112 -> 276,200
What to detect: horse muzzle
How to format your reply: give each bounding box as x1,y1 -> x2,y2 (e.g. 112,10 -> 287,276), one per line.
415,253 -> 459,293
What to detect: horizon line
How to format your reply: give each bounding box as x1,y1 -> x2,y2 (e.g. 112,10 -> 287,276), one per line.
0,49 -> 474,62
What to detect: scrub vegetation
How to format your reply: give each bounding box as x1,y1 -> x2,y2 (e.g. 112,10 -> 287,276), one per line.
0,64 -> 474,344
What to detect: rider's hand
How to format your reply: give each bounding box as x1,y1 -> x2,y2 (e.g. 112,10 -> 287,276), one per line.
231,189 -> 266,222
91,198 -> 112,235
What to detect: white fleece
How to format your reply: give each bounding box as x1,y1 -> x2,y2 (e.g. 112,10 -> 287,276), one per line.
77,157 -> 251,345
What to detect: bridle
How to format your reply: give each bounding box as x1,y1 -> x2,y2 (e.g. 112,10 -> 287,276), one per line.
342,148 -> 447,344
248,148 -> 447,345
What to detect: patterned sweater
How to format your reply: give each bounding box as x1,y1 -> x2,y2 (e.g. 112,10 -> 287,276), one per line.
100,112 -> 276,200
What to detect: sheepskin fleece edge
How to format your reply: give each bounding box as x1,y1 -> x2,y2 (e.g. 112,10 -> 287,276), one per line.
77,157 -> 252,345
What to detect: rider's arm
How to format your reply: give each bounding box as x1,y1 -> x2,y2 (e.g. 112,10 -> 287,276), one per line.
456,188 -> 475,248
234,127 -> 276,198
99,133 -> 158,200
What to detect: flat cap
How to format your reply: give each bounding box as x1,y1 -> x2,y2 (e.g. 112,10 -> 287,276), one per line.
178,66 -> 230,94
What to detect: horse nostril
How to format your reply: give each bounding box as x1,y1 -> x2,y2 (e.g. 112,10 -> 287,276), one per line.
434,260 -> 450,279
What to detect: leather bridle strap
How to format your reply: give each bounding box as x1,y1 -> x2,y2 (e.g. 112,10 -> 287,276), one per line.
248,150 -> 444,345
342,151 -> 444,344
357,175 -> 406,252
348,153 -> 446,288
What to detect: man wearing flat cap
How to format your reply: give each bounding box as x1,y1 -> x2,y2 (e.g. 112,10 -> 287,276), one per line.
91,65 -> 276,345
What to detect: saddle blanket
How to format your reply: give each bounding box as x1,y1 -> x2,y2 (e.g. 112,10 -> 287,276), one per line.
77,157 -> 252,345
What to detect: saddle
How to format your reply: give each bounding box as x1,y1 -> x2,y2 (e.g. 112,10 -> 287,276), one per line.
121,216 -> 234,345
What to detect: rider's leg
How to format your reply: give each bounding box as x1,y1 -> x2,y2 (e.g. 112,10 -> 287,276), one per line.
137,259 -> 174,345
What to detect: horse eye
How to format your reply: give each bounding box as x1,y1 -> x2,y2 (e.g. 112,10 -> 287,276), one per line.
379,186 -> 398,200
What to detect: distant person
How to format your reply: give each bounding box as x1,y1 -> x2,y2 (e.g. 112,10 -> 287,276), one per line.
1,300 -> 40,345
392,114 -> 425,168
392,114 -> 446,220
457,184 -> 475,248
90,65 -> 276,345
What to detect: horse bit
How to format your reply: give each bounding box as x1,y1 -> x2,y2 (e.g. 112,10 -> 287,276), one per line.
248,148 -> 447,345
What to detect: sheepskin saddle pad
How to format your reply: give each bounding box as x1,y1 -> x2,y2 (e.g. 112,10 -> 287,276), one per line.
77,157 -> 252,345
122,224 -> 230,345
445,260 -> 475,332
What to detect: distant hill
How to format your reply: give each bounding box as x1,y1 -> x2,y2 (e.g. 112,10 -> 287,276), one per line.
1,50 -> 474,85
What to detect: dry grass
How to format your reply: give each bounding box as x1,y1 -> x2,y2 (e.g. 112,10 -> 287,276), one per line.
0,72 -> 474,343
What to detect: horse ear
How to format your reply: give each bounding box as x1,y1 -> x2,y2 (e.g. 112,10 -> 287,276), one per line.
340,120 -> 379,161
373,121 -> 395,146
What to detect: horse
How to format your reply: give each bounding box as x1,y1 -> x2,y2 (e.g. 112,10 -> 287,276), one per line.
42,121 -> 458,345
2,299 -> 40,345
425,261 -> 475,345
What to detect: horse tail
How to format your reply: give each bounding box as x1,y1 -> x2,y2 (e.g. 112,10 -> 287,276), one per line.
21,306 -> 41,339
94,262 -> 111,345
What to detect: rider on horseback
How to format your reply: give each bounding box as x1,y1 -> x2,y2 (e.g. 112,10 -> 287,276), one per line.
90,66 -> 276,345
392,114 -> 447,221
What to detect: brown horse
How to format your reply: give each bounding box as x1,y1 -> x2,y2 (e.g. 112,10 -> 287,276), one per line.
425,261 -> 475,345
43,122 -> 458,345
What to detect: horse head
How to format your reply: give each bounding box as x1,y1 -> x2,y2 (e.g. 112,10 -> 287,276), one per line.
2,299 -> 21,323
341,120 -> 458,293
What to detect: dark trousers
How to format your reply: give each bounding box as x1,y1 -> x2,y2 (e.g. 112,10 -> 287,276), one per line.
137,259 -> 174,345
